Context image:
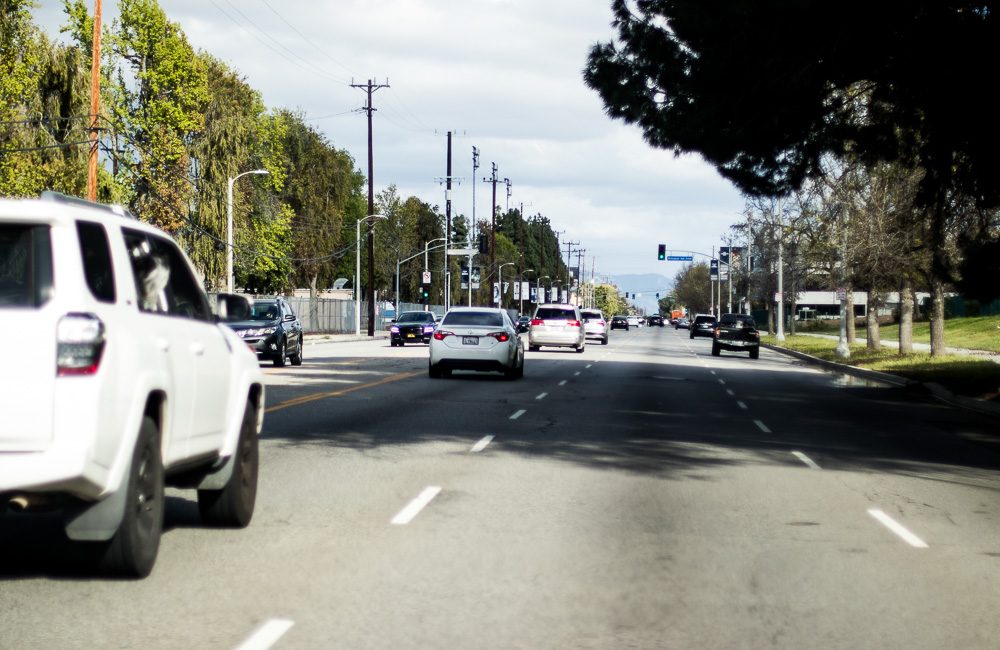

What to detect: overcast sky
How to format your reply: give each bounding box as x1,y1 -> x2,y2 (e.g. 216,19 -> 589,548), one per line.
34,0 -> 747,289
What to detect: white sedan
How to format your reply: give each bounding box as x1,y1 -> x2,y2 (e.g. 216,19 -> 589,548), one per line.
428,307 -> 525,379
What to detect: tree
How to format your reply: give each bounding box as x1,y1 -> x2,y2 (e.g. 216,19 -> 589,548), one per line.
594,284 -> 627,317
672,262 -> 711,314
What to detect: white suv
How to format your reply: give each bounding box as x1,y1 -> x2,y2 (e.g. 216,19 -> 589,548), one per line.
0,193 -> 266,577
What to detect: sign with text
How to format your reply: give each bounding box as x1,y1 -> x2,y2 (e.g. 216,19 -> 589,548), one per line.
710,259 -> 719,280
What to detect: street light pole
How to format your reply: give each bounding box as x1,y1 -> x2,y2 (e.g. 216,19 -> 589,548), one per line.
519,269 -> 535,316
356,214 -> 387,336
226,169 -> 269,294
498,262 -> 515,309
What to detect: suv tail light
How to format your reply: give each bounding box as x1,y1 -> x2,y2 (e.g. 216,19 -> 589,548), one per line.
567,320 -> 581,328
530,319 -> 543,326
57,313 -> 105,376
433,330 -> 454,341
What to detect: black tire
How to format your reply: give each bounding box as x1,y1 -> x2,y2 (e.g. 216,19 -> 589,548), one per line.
576,344 -> 585,353
516,352 -> 525,378
273,339 -> 286,367
99,416 -> 164,578
429,362 -> 442,378
529,345 -> 539,352
689,332 -> 695,339
198,399 -> 259,528
602,337 -> 608,345
711,342 -> 721,356
749,347 -> 760,359
289,336 -> 303,366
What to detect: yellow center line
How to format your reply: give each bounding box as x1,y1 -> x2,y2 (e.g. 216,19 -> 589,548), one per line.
265,370 -> 423,413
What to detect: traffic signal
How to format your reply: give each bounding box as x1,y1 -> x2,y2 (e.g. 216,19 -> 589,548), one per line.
657,244 -> 666,260
478,234 -> 488,254
656,293 -> 660,299
420,284 -> 430,303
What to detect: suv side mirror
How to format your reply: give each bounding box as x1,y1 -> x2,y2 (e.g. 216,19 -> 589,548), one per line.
283,313 -> 296,322
216,293 -> 250,321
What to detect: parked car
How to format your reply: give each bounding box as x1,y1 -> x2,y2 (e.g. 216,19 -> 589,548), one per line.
580,308 -> 610,345
712,313 -> 761,359
528,303 -> 586,352
429,307 -> 524,379
0,192 -> 265,577
610,315 -> 629,331
689,314 -> 718,339
675,317 -> 690,330
390,310 -> 437,346
225,296 -> 304,367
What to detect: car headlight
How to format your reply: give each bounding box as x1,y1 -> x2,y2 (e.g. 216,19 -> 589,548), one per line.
391,326 -> 400,333
243,326 -> 277,337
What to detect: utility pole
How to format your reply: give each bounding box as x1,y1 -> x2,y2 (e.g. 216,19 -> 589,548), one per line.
563,240 -> 579,303
86,0 -> 103,201
470,146 -> 479,307
351,78 -> 389,336
575,248 -> 586,306
445,131 -> 453,310
504,178 -> 512,213
484,162 -> 499,292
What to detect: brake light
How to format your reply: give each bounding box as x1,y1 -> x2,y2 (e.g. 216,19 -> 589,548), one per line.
598,321 -> 605,326
530,319 -> 543,326
489,332 -> 510,343
57,313 -> 105,376
433,330 -> 454,341
567,320 -> 581,328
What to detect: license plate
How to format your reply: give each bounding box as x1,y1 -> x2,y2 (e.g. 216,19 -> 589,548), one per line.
462,336 -> 478,345
406,333 -> 416,338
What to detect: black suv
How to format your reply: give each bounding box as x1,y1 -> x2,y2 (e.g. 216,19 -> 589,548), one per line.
610,315 -> 629,331
647,315 -> 664,327
689,314 -> 717,339
225,297 -> 304,366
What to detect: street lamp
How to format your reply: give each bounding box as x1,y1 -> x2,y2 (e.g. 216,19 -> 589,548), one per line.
356,214 -> 387,336
537,275 -> 550,306
519,269 -> 535,316
423,238 -> 446,312
227,169 -> 269,294
498,262 -> 515,308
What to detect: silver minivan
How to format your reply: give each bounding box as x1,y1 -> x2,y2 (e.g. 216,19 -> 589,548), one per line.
528,303 -> 586,352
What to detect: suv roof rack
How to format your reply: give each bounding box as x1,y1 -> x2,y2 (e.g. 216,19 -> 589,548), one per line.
40,190 -> 137,220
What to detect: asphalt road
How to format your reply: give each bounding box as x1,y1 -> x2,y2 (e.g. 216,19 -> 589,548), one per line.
4,325 -> 1000,649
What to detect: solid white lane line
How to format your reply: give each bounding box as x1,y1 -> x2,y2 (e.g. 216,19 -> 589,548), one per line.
470,435 -> 494,453
535,392 -> 548,400
558,380 -> 567,386
737,401 -> 748,410
235,619 -> 295,650
868,509 -> 929,548
792,451 -> 821,470
391,486 -> 442,525
754,419 -> 771,433
510,409 -> 526,420
726,389 -> 735,396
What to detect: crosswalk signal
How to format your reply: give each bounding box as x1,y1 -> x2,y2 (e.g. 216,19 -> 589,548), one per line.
657,244 -> 666,260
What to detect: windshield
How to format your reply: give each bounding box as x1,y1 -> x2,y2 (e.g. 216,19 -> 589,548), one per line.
396,312 -> 433,323
249,302 -> 280,321
442,311 -> 503,327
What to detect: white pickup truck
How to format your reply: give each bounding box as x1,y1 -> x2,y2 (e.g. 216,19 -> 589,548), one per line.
0,193 -> 266,577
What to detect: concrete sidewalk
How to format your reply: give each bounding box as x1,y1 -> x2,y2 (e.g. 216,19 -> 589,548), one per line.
303,331 -> 389,345
795,332 -> 999,362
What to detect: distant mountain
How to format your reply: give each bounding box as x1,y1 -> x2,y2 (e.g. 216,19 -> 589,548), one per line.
611,274 -> 672,314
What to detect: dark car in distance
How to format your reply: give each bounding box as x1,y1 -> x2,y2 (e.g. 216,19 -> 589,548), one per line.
225,297 -> 304,366
390,311 -> 437,346
689,314 -> 717,339
610,315 -> 629,331
712,313 -> 761,359
647,314 -> 664,327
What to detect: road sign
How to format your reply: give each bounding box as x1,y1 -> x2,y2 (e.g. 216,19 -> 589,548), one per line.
422,271 -> 431,284
448,248 -> 476,256
666,255 -> 693,261
710,259 -> 719,280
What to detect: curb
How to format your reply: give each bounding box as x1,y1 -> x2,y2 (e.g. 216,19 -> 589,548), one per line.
303,333 -> 389,345
761,343 -> 1000,419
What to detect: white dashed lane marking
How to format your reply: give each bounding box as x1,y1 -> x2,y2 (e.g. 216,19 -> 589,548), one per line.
868,509 -> 929,548
234,619 -> 295,650
391,487 -> 442,525
754,419 -> 771,433
791,451 -> 821,470
510,409 -> 526,420
470,436 -> 494,453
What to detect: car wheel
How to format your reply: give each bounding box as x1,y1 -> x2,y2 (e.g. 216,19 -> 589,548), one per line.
576,344 -> 585,353
516,351 -> 525,378
689,332 -> 695,339
602,336 -> 608,345
273,339 -> 286,367
99,416 -> 164,578
197,398 -> 259,527
429,362 -> 442,378
290,336 -> 303,366
711,342 -> 721,356
529,345 -> 539,352
749,347 -> 760,359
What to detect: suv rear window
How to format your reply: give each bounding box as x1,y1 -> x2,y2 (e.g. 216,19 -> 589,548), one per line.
580,310 -> 602,320
535,307 -> 576,320
694,315 -> 716,324
0,224 -> 53,308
